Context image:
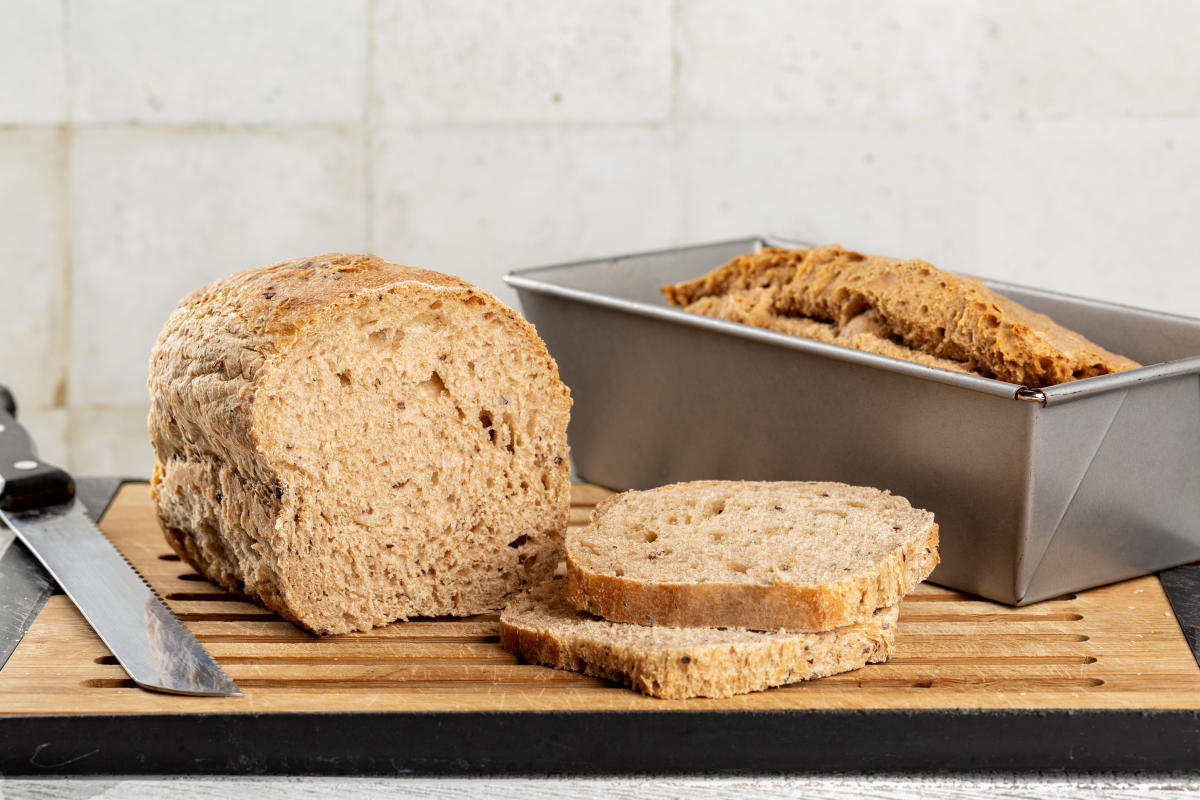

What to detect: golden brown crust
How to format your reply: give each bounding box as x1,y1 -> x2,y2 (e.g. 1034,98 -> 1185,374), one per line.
176,253 -> 477,340
566,479 -> 939,633
663,245 -> 1140,388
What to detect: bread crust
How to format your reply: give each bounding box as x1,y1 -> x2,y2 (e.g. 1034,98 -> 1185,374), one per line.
149,253 -> 571,634
565,480 -> 939,633
500,579 -> 898,699
663,245 -> 1140,388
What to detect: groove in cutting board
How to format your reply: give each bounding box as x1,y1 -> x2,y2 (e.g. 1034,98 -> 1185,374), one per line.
2,481 -> 1199,714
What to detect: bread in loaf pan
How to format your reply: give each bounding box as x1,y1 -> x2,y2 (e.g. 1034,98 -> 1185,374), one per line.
663,245 -> 1140,388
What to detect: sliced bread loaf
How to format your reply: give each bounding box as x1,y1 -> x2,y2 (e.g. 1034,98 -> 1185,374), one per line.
662,245 -> 1140,388
148,253 -> 571,635
500,579 -> 898,699
566,480 -> 938,632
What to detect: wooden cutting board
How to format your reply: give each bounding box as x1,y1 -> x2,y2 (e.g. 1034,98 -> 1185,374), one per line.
2,481 -> 1199,715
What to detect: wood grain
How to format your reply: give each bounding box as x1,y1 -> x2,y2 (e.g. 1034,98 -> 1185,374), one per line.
1,483 -> 1198,714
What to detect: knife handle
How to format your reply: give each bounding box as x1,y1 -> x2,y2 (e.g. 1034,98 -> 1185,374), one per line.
0,389 -> 74,511
0,385 -> 15,416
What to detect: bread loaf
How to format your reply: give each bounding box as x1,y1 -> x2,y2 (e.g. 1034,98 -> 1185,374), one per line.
663,245 -> 1140,388
148,253 -> 571,635
566,480 -> 938,632
500,579 -> 898,699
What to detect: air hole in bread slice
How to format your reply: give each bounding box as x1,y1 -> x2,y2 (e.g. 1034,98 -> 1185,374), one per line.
813,507 -> 847,518
415,370 -> 448,400
369,327 -> 401,347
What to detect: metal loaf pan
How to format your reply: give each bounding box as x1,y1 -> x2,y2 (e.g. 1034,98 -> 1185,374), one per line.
506,237 -> 1200,605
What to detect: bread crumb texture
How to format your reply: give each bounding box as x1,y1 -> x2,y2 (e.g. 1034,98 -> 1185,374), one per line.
662,245 -> 1140,388
566,480 -> 938,633
501,579 -> 898,699
148,253 -> 572,635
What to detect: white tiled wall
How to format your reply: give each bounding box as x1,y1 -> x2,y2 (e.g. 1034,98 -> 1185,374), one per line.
372,0 -> 672,125
1,0 -> 1198,477
676,0 -> 978,120
70,0 -> 367,125
70,127 -> 367,407
975,0 -> 1200,118
0,0 -> 66,123
371,127 -> 680,290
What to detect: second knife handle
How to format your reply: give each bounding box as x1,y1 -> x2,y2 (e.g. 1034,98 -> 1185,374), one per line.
0,395 -> 75,512
0,385 -> 15,416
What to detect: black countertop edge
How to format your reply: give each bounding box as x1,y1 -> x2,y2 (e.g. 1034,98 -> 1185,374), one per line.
1159,562 -> 1200,668
1,708 -> 1197,776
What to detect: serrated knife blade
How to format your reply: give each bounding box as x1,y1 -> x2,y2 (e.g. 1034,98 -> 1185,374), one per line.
0,477 -> 136,670
0,386 -> 239,696
1,500 -> 239,696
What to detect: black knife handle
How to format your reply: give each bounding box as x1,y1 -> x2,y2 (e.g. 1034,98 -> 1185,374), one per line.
0,388 -> 74,511
0,385 -> 15,416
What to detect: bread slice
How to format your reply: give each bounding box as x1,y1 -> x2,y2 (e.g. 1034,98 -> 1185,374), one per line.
148,253 -> 572,635
500,579 -> 898,699
662,245 -> 1140,388
566,480 -> 937,632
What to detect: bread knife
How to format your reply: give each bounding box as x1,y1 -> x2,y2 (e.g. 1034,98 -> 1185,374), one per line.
0,389 -> 240,696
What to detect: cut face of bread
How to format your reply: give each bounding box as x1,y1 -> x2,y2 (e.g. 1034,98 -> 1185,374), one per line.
149,254 -> 571,635
566,480 -> 938,632
500,579 -> 898,699
662,245 -> 1140,388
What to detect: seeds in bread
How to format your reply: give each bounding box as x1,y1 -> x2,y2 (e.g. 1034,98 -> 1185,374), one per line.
662,245 -> 1140,388
500,579 -> 898,699
566,480 -> 938,632
148,253 -> 571,635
